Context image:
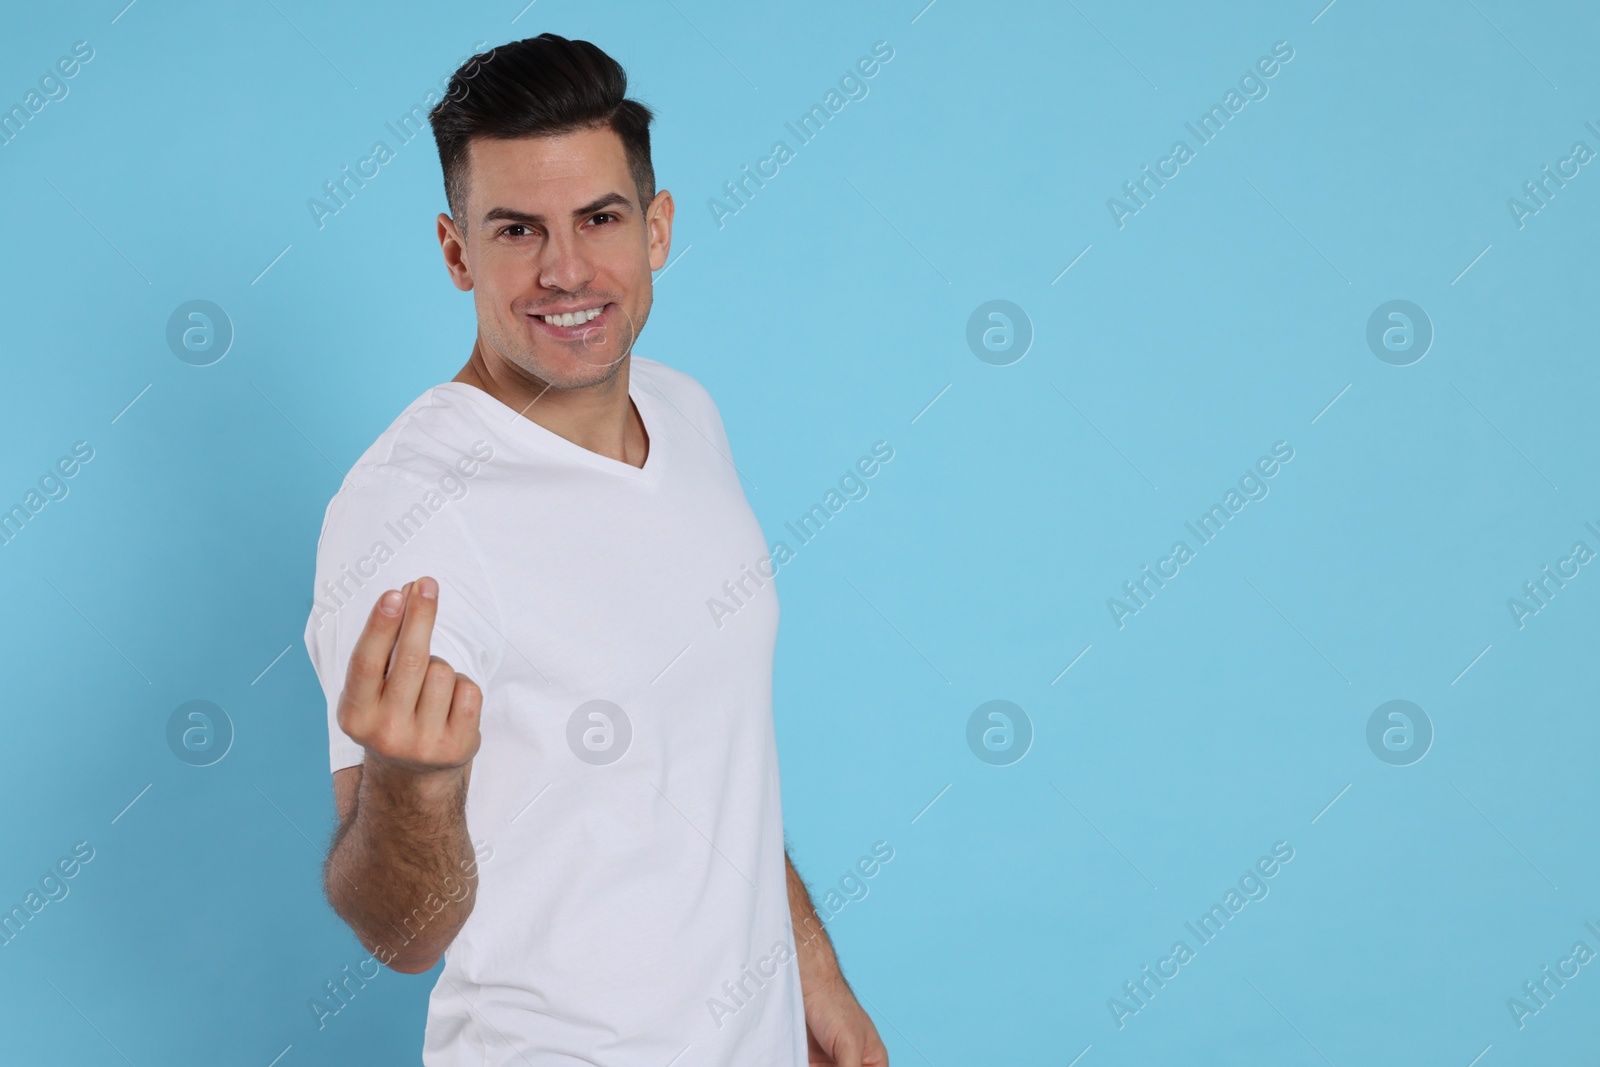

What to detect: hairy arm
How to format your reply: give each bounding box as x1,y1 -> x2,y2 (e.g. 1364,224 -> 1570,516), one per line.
786,850 -> 888,1066
326,761 -> 478,973
323,578 -> 485,974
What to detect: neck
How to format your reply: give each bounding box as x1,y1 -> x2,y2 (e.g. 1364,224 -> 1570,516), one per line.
453,339 -> 648,469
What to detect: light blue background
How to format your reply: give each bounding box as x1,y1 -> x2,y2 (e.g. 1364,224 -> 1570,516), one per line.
1,0 -> 1596,1063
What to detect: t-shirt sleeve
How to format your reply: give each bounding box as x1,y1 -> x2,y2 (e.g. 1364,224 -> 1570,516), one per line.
302,470 -> 504,774
678,374 -> 737,468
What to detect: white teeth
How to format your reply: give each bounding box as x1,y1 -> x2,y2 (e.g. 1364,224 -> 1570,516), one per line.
540,306 -> 603,327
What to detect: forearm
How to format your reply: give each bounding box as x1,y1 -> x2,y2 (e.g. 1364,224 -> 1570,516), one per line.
326,761 -> 479,972
785,851 -> 849,999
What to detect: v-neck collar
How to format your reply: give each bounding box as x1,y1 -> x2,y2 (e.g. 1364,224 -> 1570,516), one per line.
437,371 -> 663,486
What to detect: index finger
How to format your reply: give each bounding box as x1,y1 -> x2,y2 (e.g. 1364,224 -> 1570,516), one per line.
342,587 -> 405,709
384,575 -> 441,709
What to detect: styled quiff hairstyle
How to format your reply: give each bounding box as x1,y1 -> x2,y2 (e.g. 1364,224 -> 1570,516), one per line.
427,34 -> 656,229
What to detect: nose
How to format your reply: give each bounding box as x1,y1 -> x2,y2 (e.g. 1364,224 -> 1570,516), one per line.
535,228 -> 596,294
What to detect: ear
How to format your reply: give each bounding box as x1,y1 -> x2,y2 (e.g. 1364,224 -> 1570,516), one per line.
438,212 -> 474,292
645,189 -> 675,272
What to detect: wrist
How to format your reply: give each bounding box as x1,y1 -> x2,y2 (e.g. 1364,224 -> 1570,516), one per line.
799,957 -> 850,1001
362,754 -> 468,809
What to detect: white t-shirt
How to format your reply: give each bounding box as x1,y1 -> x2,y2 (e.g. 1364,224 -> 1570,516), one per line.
303,356 -> 806,1067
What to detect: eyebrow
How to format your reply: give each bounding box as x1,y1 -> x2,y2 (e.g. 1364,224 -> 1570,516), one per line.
480,192 -> 633,228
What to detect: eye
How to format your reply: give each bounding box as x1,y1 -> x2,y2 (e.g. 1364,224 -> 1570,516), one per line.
591,213 -> 618,226
499,224 -> 533,239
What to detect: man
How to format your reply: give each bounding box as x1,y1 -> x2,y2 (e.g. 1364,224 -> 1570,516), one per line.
302,32 -> 889,1067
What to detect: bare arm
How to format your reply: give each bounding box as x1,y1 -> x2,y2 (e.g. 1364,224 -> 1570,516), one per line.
786,852 -> 844,993
785,850 -> 889,1066
323,578 -> 484,974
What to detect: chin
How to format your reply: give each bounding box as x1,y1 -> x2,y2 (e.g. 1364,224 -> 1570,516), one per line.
521,352 -> 627,391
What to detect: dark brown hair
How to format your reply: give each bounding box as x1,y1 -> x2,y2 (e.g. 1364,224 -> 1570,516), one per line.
428,34 -> 656,228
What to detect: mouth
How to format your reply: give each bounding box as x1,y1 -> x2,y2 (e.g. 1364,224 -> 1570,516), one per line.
528,302 -> 613,342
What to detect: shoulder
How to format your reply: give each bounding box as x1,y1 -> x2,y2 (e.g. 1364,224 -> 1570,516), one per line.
313,384 -> 498,537
630,355 -> 725,429
338,384 -> 498,501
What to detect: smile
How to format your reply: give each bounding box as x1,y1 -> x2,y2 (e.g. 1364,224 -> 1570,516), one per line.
538,306 -> 604,327
529,303 -> 613,340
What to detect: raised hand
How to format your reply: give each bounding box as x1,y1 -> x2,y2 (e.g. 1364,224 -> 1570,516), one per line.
336,576 -> 482,778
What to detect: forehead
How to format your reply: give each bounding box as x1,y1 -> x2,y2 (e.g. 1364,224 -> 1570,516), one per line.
464,127 -> 632,212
